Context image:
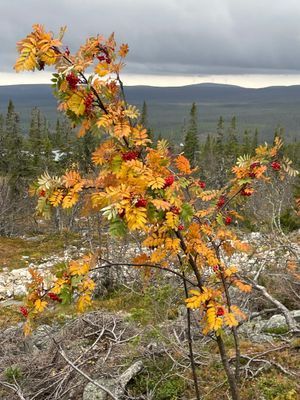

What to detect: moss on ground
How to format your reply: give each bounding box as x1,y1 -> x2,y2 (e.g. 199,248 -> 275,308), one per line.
0,232 -> 80,271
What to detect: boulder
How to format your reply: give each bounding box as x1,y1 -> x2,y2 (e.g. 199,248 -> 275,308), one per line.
83,360 -> 143,400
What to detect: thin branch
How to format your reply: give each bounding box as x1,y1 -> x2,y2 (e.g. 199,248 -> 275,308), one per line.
55,341 -> 118,400
94,258 -> 198,287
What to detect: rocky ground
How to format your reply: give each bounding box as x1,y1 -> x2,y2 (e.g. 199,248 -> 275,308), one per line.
0,231 -> 299,399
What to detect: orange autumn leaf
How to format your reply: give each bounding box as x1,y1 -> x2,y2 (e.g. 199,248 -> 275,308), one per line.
175,154 -> 192,175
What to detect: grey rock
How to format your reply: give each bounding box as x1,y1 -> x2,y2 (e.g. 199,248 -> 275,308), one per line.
263,314 -> 287,331
291,310 -> 300,323
83,361 -> 143,400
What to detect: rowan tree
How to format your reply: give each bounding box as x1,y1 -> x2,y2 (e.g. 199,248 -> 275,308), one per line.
14,25 -> 298,400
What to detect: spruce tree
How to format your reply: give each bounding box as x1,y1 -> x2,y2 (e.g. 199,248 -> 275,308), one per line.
216,116 -> 224,150
183,102 -> 199,166
251,129 -> 259,153
242,129 -> 251,154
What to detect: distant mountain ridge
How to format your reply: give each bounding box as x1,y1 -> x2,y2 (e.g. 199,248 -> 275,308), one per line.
1,82 -> 300,108
1,83 -> 300,141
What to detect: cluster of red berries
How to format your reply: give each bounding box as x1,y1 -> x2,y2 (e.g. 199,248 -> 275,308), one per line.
216,307 -> 225,316
39,189 -> 46,197
198,181 -> 206,189
240,187 -> 253,197
212,265 -> 220,272
48,292 -> 62,302
20,306 -> 29,318
271,161 -> 281,171
170,206 -> 180,215
178,224 -> 184,231
97,45 -> 111,64
164,175 -> 175,188
217,196 -> 226,208
66,72 -> 80,90
225,216 -> 232,225
122,151 -> 139,161
84,93 -> 94,114
249,161 -> 260,178
135,198 -> 147,208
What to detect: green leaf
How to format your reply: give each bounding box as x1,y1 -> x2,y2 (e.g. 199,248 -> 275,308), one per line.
111,155 -> 122,172
178,177 -> 190,189
180,203 -> 194,224
216,213 -> 225,226
71,276 -> 83,287
60,286 -> 72,305
109,218 -> 127,237
238,178 -> 252,185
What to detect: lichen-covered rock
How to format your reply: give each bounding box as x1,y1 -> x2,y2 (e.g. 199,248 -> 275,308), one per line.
83,361 -> 143,400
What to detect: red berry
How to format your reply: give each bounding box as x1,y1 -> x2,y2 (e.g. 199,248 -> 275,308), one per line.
240,187 -> 253,197
164,175 -> 175,188
217,196 -> 226,208
199,181 -> 206,189
178,224 -> 184,231
225,216 -> 232,225
39,189 -> 46,197
84,93 -> 94,114
20,306 -> 29,318
213,265 -> 219,272
118,209 -> 125,218
170,206 -> 180,215
122,151 -> 139,161
66,72 -> 80,90
48,292 -> 62,302
250,162 -> 260,169
271,161 -> 281,171
216,307 -> 225,316
136,198 -> 147,208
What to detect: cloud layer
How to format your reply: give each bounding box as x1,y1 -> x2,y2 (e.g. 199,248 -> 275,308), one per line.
2,0 -> 300,77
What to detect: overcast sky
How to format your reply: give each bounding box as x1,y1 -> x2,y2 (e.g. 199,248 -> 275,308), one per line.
2,0 -> 300,87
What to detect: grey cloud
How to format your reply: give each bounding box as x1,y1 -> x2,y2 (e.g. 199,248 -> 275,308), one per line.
2,0 -> 300,75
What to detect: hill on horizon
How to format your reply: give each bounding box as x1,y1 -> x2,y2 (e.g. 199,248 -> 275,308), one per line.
1,82 -> 300,142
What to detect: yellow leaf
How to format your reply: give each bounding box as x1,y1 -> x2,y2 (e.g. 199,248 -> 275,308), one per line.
148,176 -> 166,189
67,93 -> 86,116
126,207 -> 147,230
77,293 -> 92,312
150,248 -> 167,263
151,199 -> 171,211
69,259 -> 90,276
165,212 -> 179,229
114,122 -> 131,138
185,287 -> 211,309
49,189 -> 64,206
118,43 -> 129,58
224,266 -> 238,278
206,305 -> 223,331
224,312 -> 239,327
23,320 -> 32,336
62,192 -> 79,208
34,299 -> 47,313
95,62 -> 110,77
80,278 -> 96,292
